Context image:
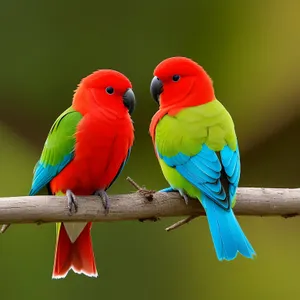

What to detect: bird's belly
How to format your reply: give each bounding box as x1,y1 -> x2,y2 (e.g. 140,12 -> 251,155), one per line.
50,141 -> 126,195
159,158 -> 201,199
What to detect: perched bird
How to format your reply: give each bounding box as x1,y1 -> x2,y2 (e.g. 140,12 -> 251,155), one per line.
149,57 -> 255,261
29,69 -> 135,278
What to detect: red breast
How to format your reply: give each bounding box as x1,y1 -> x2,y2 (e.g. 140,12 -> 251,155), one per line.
50,113 -> 134,195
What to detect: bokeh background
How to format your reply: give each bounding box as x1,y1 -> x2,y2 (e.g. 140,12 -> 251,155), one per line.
1,1 -> 300,299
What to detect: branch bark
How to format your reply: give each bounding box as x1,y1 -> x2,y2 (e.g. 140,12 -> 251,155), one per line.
0,187 -> 299,225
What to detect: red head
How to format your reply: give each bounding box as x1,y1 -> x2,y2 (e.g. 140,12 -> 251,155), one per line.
150,57 -> 215,110
73,69 -> 135,118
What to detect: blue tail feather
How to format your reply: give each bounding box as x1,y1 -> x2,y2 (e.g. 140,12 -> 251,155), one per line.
202,195 -> 256,261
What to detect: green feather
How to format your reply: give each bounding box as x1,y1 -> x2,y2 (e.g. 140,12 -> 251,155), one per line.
156,100 -> 237,156
155,99 -> 237,202
40,106 -> 82,166
30,107 -> 82,195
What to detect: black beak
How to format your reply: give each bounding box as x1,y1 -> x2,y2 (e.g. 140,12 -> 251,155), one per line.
150,76 -> 163,103
123,88 -> 136,115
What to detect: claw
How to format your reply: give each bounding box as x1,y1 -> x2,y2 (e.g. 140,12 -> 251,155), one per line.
66,189 -> 78,215
94,189 -> 110,215
178,190 -> 189,205
159,187 -> 188,205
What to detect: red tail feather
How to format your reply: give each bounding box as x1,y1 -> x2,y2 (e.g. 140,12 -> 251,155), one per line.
52,222 -> 98,279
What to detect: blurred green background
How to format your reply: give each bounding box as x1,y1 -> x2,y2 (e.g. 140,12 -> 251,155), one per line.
1,0 -> 300,299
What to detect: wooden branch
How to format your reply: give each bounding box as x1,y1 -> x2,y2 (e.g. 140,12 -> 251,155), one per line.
0,187 -> 300,226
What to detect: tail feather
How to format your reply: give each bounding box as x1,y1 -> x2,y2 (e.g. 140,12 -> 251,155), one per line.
202,195 -> 256,261
52,222 -> 98,279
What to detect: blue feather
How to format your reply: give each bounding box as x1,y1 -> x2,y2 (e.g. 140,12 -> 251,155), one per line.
220,145 -> 233,166
191,155 -> 219,180
159,187 -> 176,193
177,161 -> 213,184
202,194 -> 255,260
229,185 -> 236,199
206,181 -> 222,193
29,153 -> 73,196
220,145 -> 240,187
160,146 -> 228,205
158,142 -> 255,260
158,149 -> 190,167
230,160 -> 240,185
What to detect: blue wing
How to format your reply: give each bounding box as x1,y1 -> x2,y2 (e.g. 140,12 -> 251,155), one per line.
29,154 -> 73,196
106,148 -> 132,191
157,144 -> 240,210
220,145 -> 240,200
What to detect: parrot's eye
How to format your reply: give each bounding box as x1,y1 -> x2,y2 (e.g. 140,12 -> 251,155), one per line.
106,86 -> 114,95
172,75 -> 180,82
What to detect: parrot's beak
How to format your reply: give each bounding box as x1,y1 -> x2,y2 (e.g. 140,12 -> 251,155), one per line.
123,88 -> 136,115
150,76 -> 163,104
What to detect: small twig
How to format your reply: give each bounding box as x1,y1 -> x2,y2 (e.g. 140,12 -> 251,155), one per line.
126,176 -> 159,222
126,176 -> 155,201
165,215 -> 199,232
1,224 -> 11,234
126,176 -> 142,190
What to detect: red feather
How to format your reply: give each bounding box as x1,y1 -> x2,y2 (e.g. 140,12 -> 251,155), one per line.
50,114 -> 133,278
50,114 -> 133,194
52,222 -> 97,279
149,109 -> 168,146
153,57 -> 215,110
149,57 -> 216,149
48,70 -> 134,279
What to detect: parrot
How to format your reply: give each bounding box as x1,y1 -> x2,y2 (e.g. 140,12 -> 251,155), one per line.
28,69 -> 135,278
149,56 -> 256,261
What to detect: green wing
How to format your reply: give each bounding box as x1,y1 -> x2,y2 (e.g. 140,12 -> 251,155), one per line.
29,107 -> 83,195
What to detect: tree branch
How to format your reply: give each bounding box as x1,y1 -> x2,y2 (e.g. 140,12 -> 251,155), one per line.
0,187 -> 299,227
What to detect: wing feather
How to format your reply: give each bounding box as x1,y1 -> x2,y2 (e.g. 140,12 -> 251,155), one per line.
155,101 -> 240,210
29,107 -> 82,195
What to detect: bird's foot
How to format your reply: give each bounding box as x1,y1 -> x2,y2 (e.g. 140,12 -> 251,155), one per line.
159,188 -> 194,232
94,189 -> 110,215
179,190 -> 189,206
160,187 -> 189,205
66,189 -> 78,215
